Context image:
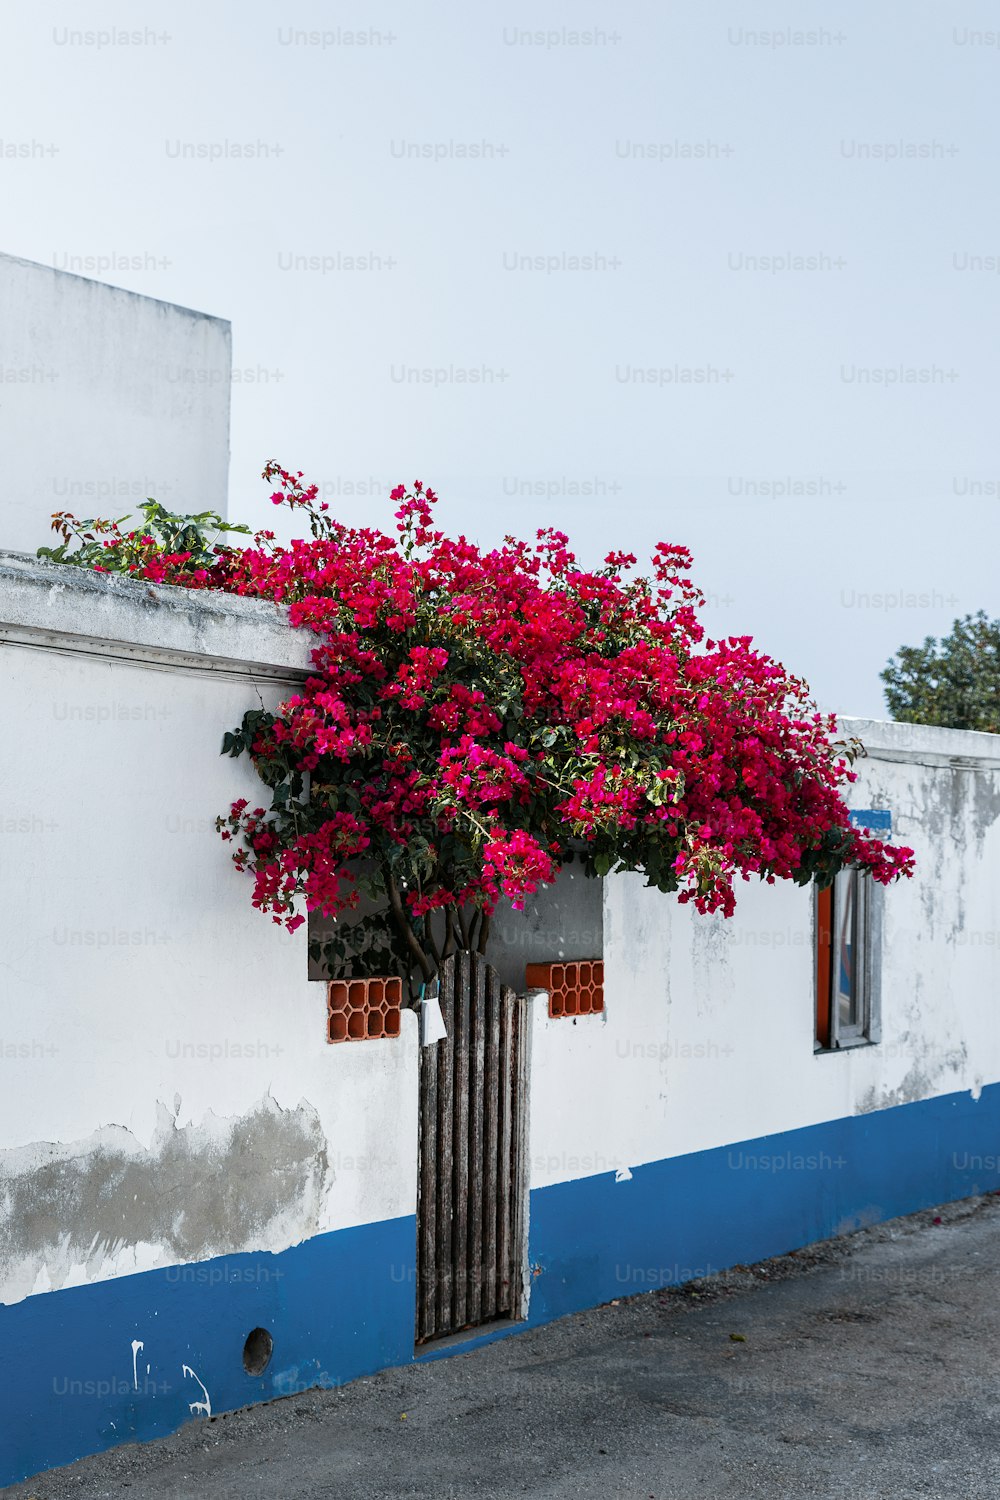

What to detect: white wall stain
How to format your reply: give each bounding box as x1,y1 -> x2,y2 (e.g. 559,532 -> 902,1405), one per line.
130,1339 -> 144,1391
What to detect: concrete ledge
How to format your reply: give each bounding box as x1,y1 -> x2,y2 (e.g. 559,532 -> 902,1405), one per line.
838,716 -> 1000,771
0,551 -> 311,682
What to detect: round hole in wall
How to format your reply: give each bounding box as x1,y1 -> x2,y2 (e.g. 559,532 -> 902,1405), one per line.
243,1326 -> 273,1377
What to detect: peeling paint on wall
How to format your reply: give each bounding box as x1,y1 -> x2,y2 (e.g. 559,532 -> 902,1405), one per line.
0,1095 -> 328,1305
855,1042 -> 970,1115
904,764 -> 1000,942
690,912 -> 734,1017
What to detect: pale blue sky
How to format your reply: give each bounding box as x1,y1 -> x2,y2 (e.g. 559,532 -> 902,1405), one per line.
4,0 -> 998,715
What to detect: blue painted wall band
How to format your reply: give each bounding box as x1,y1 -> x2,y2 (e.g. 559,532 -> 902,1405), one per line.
3,1083 -> 999,1487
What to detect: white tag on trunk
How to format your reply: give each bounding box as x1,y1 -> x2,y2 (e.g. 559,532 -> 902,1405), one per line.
420,984 -> 447,1046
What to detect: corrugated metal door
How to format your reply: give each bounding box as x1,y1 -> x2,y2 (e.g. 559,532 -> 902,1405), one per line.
416,952 -> 527,1344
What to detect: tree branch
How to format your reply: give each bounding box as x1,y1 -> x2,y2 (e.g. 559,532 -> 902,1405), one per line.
442,905 -> 458,960
384,868 -> 434,983
423,907 -> 442,969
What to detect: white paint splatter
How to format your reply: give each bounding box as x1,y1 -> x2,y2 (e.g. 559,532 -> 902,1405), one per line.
131,1339 -> 144,1390
182,1364 -> 212,1418
615,1166 -> 633,1183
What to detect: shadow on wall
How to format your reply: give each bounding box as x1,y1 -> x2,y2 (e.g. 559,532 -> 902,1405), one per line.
478,863 -> 603,993
308,864 -> 604,994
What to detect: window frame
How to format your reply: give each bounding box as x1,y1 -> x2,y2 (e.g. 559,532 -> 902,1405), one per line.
814,868 -> 882,1052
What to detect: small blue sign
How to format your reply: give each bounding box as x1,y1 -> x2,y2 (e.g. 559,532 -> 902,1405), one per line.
849,808 -> 892,836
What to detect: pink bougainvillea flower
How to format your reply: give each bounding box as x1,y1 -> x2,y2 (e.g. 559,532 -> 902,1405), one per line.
67,460 -> 914,970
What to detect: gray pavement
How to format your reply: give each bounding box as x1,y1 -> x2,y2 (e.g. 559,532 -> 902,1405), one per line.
7,1193 -> 1000,1500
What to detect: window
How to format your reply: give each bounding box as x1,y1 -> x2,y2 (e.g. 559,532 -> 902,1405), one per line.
815,868 -> 881,1050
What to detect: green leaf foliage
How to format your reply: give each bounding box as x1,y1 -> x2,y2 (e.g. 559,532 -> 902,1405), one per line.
881,612 -> 1000,734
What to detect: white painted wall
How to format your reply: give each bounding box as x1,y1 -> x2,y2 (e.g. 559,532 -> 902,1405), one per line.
0,555 -> 417,1306
528,719 -> 1000,1187
3,554 -> 999,1306
0,253 -> 231,555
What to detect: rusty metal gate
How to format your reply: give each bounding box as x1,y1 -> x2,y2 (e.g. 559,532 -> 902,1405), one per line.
416,951 -> 528,1344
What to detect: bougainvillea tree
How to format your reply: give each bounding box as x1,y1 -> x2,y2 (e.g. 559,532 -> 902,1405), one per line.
42,465 -> 914,995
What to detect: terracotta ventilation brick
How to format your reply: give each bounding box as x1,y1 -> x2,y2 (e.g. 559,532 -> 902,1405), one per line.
525,960 -> 604,1019
327,977 -> 403,1043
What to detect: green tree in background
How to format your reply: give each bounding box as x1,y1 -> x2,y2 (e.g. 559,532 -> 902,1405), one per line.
881,612 -> 1000,733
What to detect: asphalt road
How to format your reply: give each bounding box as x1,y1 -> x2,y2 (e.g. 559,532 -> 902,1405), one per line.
7,1194 -> 1000,1500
